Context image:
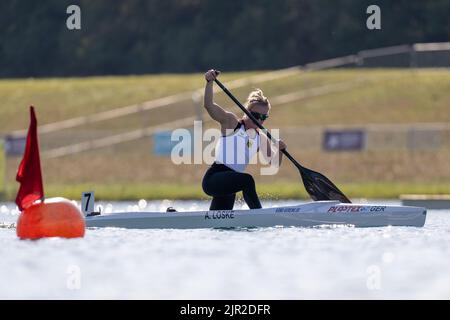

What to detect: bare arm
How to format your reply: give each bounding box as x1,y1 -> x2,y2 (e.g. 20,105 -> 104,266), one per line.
259,133 -> 273,163
204,70 -> 238,132
259,133 -> 286,166
272,140 -> 285,166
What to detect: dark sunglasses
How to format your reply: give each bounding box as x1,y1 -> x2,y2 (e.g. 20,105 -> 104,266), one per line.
250,111 -> 269,121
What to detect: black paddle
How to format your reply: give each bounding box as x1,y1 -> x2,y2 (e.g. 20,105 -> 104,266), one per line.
214,77 -> 351,203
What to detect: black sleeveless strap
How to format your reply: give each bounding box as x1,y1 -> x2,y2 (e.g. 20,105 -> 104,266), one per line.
234,121 -> 243,132
221,120 -> 242,137
239,120 -> 259,134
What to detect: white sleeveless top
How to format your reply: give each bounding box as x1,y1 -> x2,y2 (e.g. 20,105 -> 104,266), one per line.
214,122 -> 260,172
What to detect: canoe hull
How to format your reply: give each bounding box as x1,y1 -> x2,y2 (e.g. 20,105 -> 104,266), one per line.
85,201 -> 427,229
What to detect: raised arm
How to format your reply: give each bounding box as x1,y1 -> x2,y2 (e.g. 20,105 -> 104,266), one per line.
204,70 -> 238,131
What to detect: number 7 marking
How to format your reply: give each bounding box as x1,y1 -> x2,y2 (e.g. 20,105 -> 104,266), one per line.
83,193 -> 91,212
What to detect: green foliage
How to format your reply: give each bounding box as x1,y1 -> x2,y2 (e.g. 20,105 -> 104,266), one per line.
1,0 -> 449,77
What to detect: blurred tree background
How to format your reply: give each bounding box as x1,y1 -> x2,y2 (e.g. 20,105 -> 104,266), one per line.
1,0 -> 449,77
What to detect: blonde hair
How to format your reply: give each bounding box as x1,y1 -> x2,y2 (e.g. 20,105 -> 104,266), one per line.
245,88 -> 271,110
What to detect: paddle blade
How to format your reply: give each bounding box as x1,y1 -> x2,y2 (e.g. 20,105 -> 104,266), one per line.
299,167 -> 351,203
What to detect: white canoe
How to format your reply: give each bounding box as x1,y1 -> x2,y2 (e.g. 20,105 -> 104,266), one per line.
85,201 -> 427,229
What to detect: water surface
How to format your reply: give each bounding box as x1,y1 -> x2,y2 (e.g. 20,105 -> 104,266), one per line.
1,200 -> 448,299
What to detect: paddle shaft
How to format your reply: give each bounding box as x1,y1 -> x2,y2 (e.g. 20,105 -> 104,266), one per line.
214,79 -> 303,170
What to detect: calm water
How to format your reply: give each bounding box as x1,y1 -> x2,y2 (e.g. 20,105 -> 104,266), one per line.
0,199 -> 449,299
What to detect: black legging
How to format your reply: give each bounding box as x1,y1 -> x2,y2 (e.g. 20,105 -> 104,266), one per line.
202,162 -> 262,210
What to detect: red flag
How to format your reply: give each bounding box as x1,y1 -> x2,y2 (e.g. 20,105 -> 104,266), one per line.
15,106 -> 44,211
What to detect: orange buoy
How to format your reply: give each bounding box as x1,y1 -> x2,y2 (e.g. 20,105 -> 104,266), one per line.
17,198 -> 85,240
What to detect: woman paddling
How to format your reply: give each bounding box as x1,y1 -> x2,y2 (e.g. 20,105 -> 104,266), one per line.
202,69 -> 287,210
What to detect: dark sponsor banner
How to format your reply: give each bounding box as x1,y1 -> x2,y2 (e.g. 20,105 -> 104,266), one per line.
323,130 -> 365,151
4,135 -> 26,156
